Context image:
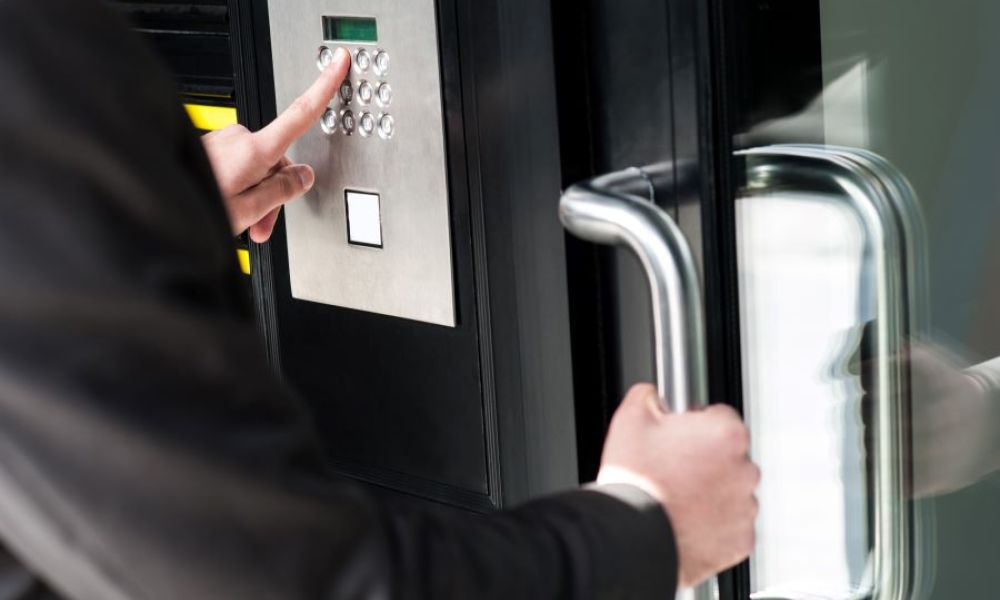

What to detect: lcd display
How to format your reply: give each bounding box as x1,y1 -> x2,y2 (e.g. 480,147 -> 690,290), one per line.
322,16 -> 378,43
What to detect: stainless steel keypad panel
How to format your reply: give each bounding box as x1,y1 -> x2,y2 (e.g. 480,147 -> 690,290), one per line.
269,0 -> 456,327
319,44 -> 394,142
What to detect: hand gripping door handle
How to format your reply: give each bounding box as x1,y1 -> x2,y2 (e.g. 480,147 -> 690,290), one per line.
559,167 -> 713,600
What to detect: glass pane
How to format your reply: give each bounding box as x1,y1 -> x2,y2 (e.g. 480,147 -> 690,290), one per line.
733,2 -> 1000,598
739,183 -> 870,598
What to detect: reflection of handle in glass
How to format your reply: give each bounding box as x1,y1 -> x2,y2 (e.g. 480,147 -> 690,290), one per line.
739,145 -> 932,600
559,167 -> 712,600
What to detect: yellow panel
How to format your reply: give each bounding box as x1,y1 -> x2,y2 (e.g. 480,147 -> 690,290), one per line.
185,104 -> 238,132
237,249 -> 251,276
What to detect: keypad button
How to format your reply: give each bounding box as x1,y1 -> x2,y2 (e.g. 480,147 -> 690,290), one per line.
355,49 -> 372,73
373,51 -> 390,76
339,80 -> 354,103
317,46 -> 335,71
378,113 -> 395,139
320,108 -> 338,135
357,81 -> 374,105
376,83 -> 392,107
359,112 -> 376,137
341,110 -> 356,134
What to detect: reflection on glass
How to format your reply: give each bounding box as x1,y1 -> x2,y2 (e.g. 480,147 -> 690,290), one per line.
735,1 -> 1000,598
738,192 -> 870,599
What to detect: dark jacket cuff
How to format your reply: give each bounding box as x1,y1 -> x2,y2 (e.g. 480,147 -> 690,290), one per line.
522,484 -> 678,599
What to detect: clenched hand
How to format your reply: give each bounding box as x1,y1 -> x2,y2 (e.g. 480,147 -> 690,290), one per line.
598,384 -> 760,590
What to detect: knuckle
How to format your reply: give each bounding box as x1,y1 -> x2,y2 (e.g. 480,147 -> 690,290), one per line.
276,171 -> 299,199
735,425 -> 751,451
717,418 -> 749,451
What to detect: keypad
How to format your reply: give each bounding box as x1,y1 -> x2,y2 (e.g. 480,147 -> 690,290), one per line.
373,51 -> 390,76
378,114 -> 395,139
317,46 -> 336,70
376,83 -> 392,107
339,80 -> 354,104
354,49 -> 372,73
359,112 -> 376,137
319,47 -> 394,141
341,110 -> 356,134
320,108 -> 338,135
357,81 -> 374,105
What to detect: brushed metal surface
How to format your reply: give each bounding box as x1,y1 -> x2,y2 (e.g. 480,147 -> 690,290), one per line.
267,0 -> 456,327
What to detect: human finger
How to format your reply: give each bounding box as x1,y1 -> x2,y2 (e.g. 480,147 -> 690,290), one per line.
249,207 -> 282,244
613,383 -> 668,424
233,164 -> 315,233
256,47 -> 350,160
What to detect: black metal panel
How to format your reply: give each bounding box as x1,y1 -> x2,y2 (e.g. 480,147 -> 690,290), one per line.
113,0 -> 237,103
552,0 -> 680,480
729,0 -> 824,142
243,0 -> 577,511
452,0 -> 579,506
147,32 -> 234,98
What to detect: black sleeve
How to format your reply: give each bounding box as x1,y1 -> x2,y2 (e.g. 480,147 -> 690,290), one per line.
0,2 -> 677,599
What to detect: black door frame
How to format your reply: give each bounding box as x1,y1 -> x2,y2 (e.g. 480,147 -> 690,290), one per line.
551,0 -> 749,595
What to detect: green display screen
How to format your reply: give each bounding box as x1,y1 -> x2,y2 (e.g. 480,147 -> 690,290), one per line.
322,16 -> 378,43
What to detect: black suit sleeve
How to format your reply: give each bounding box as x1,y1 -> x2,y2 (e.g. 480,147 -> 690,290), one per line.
0,2 -> 678,599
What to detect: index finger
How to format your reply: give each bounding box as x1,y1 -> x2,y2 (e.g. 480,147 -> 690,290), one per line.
256,46 -> 351,160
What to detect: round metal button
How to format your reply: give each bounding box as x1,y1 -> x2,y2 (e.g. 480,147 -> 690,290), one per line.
341,110 -> 356,134
339,80 -> 354,104
373,51 -> 390,76
317,46 -> 335,71
320,108 -> 338,135
378,113 -> 395,139
357,81 -> 374,105
359,112 -> 376,137
355,49 -> 372,73
376,83 -> 392,107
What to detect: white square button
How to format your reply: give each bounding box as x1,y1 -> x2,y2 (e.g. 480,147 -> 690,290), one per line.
345,191 -> 383,247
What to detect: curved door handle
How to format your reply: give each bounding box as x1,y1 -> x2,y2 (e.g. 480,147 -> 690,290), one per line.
738,145 -> 928,600
560,168 -> 708,413
560,167 -> 711,600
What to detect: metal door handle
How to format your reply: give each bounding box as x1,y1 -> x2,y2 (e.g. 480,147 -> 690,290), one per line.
560,167 -> 712,600
560,168 -> 708,413
738,145 -> 929,600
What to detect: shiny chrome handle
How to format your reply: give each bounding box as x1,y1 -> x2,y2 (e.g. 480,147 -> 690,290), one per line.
560,168 -> 708,412
738,145 -> 927,600
560,168 -> 712,600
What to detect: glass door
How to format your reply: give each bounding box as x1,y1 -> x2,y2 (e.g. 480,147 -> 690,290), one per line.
727,1 -> 1000,598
